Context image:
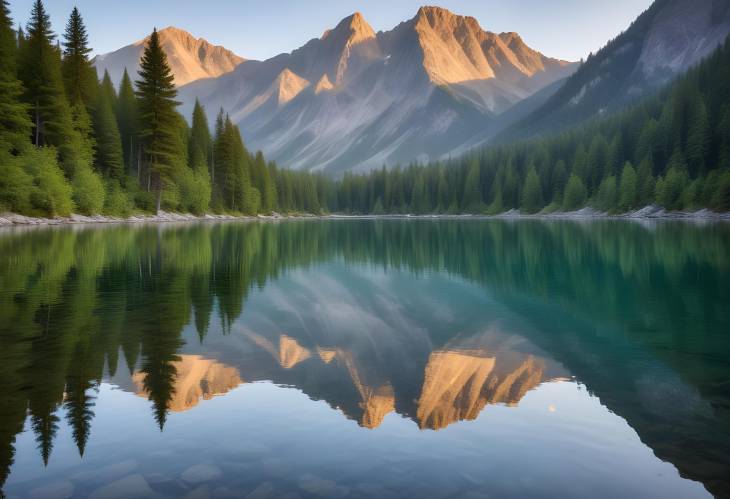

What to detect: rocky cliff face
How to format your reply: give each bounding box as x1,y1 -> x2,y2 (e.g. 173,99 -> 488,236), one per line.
93,27 -> 245,87
638,0 -> 730,79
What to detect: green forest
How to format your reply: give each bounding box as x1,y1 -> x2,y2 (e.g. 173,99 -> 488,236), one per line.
0,0 -> 293,217
1,0 -> 730,217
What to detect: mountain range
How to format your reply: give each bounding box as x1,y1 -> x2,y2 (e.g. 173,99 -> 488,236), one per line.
95,7 -> 576,173
93,0 -> 730,173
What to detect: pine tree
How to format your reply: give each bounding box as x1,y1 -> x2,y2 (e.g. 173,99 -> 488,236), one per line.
637,155 -> 655,205
189,99 -> 211,172
233,124 -> 257,214
410,173 -> 428,214
116,68 -> 139,177
135,28 -> 180,213
550,160 -> 568,203
563,174 -> 587,211
0,0 -> 31,152
685,92 -> 710,177
594,175 -> 617,212
93,88 -> 124,180
100,70 -> 117,108
215,114 -> 235,209
64,376 -> 95,457
252,151 -> 274,213
210,109 -> 227,209
63,8 -> 97,173
634,119 -> 658,165
18,0 -> 80,170
618,162 -> 638,212
521,167 -> 544,214
61,7 -> 96,109
572,143 -> 588,182
718,105 -> 730,171
462,159 -> 482,212
587,134 -> 609,193
503,165 -> 519,209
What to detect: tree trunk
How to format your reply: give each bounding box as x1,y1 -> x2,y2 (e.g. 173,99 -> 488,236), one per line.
137,143 -> 142,182
35,101 -> 40,146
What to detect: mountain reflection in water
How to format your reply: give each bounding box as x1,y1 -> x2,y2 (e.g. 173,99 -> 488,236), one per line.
121,328 -> 561,430
0,220 -> 728,498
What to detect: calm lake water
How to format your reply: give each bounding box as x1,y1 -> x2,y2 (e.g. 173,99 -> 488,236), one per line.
0,219 -> 728,499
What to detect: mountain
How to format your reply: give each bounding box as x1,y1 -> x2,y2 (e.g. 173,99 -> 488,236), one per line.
131,355 -> 242,412
177,7 -> 575,173
417,349 -> 544,430
500,0 -> 730,141
93,26 -> 245,87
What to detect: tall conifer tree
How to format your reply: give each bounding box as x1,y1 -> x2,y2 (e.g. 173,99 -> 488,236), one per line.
19,0 -> 78,168
116,68 -> 139,176
94,88 -> 124,180
0,0 -> 31,152
61,7 -> 96,109
100,70 -> 117,107
189,99 -> 211,172
135,28 -> 180,213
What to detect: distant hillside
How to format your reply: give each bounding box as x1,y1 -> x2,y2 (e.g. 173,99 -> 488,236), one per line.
499,0 -> 730,142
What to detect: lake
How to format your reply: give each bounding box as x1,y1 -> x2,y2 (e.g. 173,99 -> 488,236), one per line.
0,219 -> 728,499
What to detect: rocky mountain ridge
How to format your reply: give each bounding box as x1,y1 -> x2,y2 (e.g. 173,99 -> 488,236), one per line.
93,26 -> 245,87
96,7 -> 575,172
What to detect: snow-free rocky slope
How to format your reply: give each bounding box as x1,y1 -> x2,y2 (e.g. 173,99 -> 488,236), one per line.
93,27 -> 245,87
171,7 -> 575,173
500,0 -> 730,142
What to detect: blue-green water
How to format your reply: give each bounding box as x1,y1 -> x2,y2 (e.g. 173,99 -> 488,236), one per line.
0,220 -> 728,499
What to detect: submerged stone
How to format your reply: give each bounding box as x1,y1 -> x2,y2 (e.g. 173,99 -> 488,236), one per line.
88,474 -> 155,499
28,480 -> 74,499
181,464 -> 224,485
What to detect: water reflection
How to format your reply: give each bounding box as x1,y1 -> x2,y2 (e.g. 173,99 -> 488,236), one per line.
0,220 -> 728,498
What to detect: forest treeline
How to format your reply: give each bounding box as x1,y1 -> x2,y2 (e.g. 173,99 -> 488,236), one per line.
0,0 -> 307,217
1,1 -> 730,218
0,220 -> 728,491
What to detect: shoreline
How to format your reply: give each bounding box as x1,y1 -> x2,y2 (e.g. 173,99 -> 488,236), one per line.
1,205 -> 729,228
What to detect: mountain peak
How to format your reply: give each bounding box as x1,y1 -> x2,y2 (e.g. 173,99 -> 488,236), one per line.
137,26 -> 200,46
415,6 -> 481,30
97,26 -> 244,87
314,73 -> 335,93
323,11 -> 376,43
273,69 -> 310,105
499,31 -> 524,45
157,26 -> 193,37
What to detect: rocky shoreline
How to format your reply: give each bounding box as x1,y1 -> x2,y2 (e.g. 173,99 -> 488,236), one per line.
0,211 -> 284,227
1,205 -> 729,227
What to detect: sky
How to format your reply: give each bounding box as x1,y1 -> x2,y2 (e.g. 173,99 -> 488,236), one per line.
7,0 -> 654,61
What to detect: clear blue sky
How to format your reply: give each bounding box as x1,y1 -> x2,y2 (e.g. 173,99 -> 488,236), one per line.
7,0 -> 654,61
